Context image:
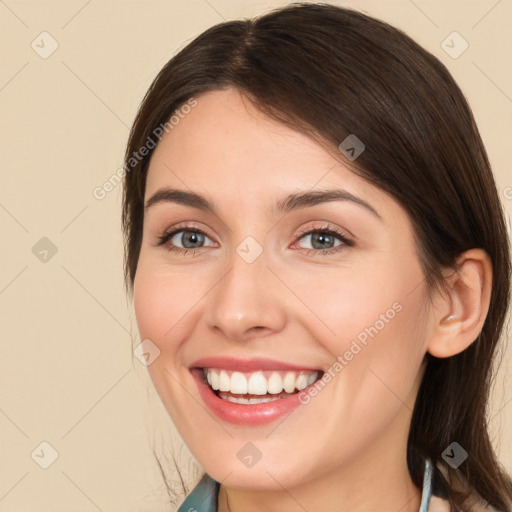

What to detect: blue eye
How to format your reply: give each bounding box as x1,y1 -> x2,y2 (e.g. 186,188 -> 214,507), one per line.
294,226 -> 353,255
156,227 -> 214,253
170,230 -> 211,249
155,223 -> 353,256
298,231 -> 343,250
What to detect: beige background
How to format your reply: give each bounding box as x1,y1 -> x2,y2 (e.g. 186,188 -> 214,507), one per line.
1,0 -> 511,510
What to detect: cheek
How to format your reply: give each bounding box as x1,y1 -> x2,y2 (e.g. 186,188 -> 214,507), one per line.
290,253 -> 428,409
285,272 -> 428,473
296,244 -> 426,348
133,270 -> 172,343
132,258 -> 204,420
133,252 -> 206,347
289,265 -> 412,350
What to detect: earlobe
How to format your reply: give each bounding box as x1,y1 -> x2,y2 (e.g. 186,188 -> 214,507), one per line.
426,249 -> 493,359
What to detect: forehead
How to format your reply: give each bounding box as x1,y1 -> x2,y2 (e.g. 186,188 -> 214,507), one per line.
144,88 -> 396,219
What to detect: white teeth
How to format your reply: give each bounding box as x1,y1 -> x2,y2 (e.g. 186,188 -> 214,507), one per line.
219,370 -> 230,392
307,373 -> 317,386
230,372 -> 248,394
267,372 -> 284,394
247,371 -> 267,395
223,395 -> 283,404
296,373 -> 308,391
249,396 -> 281,404
209,370 -> 219,390
283,372 -> 296,393
205,368 -> 319,396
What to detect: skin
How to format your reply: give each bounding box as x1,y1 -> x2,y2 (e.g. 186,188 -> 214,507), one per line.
133,87 -> 492,512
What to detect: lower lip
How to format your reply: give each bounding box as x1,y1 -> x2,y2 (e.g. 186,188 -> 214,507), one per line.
191,369 -> 307,426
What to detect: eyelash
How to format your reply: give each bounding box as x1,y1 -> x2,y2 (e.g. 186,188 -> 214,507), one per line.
155,222 -> 354,257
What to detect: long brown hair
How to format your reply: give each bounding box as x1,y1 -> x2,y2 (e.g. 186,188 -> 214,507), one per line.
121,3 -> 512,510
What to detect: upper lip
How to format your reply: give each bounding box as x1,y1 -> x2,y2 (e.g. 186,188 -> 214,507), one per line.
190,357 -> 321,372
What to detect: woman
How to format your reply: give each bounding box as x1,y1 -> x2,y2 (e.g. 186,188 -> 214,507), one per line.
121,3 -> 512,511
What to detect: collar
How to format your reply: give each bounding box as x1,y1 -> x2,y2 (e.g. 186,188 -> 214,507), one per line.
178,459 -> 433,512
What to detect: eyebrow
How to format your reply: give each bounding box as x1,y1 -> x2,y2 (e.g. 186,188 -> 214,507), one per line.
144,187 -> 381,219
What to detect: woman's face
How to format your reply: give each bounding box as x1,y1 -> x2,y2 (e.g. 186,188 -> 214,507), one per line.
134,88 -> 431,490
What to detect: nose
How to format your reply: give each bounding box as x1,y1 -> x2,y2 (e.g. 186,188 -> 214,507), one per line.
204,245 -> 287,342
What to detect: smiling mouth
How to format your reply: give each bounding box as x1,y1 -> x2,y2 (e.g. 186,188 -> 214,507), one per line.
201,368 -> 323,405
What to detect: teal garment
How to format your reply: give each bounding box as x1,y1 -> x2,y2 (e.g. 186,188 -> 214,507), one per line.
178,458 -> 433,512
178,471 -> 219,512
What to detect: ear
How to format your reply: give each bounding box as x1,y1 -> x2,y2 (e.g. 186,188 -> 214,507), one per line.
427,248 -> 493,358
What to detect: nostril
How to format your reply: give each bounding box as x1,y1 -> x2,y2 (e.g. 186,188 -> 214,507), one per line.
247,326 -> 273,337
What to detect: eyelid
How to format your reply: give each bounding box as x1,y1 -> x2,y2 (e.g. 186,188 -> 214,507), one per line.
293,222 -> 353,244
